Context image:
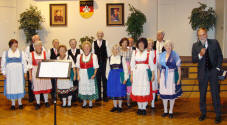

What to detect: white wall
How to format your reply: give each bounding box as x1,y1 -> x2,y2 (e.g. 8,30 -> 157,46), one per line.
157,0 -> 216,56
0,0 -> 221,57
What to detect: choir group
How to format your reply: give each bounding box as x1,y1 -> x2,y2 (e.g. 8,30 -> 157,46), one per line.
1,30 -> 182,118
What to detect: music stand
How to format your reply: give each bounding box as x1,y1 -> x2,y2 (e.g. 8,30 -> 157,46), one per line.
37,60 -> 72,125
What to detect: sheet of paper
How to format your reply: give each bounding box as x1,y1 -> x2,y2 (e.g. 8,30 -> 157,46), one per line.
38,61 -> 70,78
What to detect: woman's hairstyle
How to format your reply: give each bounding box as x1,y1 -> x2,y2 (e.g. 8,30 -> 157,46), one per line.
136,37 -> 148,49
8,39 -> 18,48
119,37 -> 129,46
57,45 -> 67,53
82,41 -> 92,49
164,40 -> 174,49
34,40 -> 42,46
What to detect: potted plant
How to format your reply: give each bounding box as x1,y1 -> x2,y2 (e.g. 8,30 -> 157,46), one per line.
126,4 -> 146,42
79,36 -> 95,48
18,6 -> 44,43
189,2 -> 216,31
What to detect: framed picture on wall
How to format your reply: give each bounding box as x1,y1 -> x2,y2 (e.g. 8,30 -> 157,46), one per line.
50,4 -> 67,26
106,3 -> 124,26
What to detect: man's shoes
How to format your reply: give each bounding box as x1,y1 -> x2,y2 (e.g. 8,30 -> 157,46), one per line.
110,107 -> 118,112
215,116 -> 221,124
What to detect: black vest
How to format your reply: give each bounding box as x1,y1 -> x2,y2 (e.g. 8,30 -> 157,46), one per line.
50,48 -> 59,59
29,44 -> 34,52
94,40 -> 108,65
153,40 -> 166,52
68,49 -> 81,63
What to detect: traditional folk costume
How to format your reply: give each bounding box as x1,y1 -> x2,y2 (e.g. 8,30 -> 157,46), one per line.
158,50 -> 182,116
119,48 -> 133,107
57,55 -> 77,107
76,53 -> 99,108
1,49 -> 27,109
28,50 -> 52,109
151,50 -> 159,109
68,48 -> 82,102
106,55 -> 128,112
130,49 -> 155,114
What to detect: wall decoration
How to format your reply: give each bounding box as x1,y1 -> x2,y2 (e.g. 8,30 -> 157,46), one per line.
50,4 -> 67,26
80,0 -> 94,18
106,3 -> 124,26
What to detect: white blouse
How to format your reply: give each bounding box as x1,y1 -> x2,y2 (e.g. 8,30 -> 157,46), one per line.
75,53 -> 99,69
130,49 -> 155,72
57,55 -> 76,68
28,50 -> 50,69
1,49 -> 27,75
106,55 -> 129,80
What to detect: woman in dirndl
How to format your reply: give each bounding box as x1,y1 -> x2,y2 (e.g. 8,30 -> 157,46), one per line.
28,41 -> 52,110
119,37 -> 133,108
147,38 -> 159,109
106,44 -> 128,112
1,39 -> 27,110
130,38 -> 155,115
57,45 -> 77,108
76,41 -> 99,108
158,40 -> 182,118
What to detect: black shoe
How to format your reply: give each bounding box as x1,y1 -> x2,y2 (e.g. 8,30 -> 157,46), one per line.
199,114 -> 206,121
103,98 -> 109,102
127,105 -> 131,108
18,105 -> 24,110
142,110 -> 147,115
67,105 -> 72,108
45,102 -> 50,107
61,105 -> 67,108
35,104 -> 41,110
169,113 -> 174,119
118,108 -> 122,113
137,109 -> 142,115
96,99 -> 101,102
82,105 -> 87,108
110,107 -> 118,112
89,106 -> 93,109
215,116 -> 221,124
162,113 -> 169,117
151,107 -> 155,110
11,106 -> 16,110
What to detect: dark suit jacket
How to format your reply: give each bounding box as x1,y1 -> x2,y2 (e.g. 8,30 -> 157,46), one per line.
192,39 -> 223,72
153,40 -> 166,52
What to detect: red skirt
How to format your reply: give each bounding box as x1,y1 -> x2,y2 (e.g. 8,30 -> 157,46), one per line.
130,81 -> 153,102
33,89 -> 52,95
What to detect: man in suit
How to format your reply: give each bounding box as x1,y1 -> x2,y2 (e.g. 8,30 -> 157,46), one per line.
49,39 -> 59,101
153,30 -> 166,53
128,37 -> 136,51
92,31 -> 110,102
192,28 -> 223,124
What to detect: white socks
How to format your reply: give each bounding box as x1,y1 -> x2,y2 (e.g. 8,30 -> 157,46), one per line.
151,93 -> 156,108
169,99 -> 175,114
163,99 -> 168,113
137,102 -> 142,109
113,100 -> 123,108
162,99 -> 175,114
68,96 -> 72,106
43,94 -> 48,103
89,100 -> 93,107
18,98 -> 22,105
11,99 -> 15,106
35,94 -> 40,104
118,100 -> 123,108
83,100 -> 87,106
62,98 -> 67,106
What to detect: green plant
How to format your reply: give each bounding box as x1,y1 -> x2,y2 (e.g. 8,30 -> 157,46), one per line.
189,2 -> 216,31
19,6 -> 44,43
79,36 -> 95,48
126,4 -> 146,42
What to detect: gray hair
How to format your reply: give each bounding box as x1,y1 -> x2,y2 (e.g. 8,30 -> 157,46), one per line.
157,30 -> 165,37
34,40 -> 42,46
69,38 -> 77,44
